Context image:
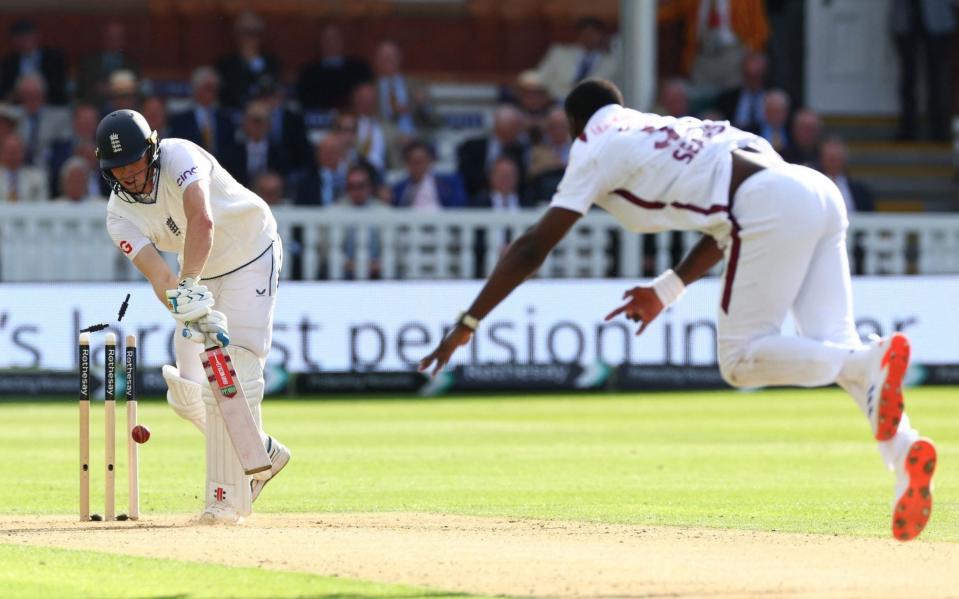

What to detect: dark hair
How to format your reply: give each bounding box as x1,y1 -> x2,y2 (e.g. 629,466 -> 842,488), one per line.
564,78 -> 623,125
575,17 -> 607,32
402,139 -> 435,162
347,162 -> 375,183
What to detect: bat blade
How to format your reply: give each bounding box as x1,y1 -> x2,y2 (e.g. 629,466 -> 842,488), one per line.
202,347 -> 272,476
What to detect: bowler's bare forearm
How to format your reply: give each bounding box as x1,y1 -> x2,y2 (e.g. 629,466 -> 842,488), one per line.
466,207 -> 581,319
674,235 -> 724,285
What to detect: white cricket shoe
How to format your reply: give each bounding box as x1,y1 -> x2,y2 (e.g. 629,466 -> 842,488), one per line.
251,436 -> 291,502
862,332 -> 909,441
892,437 -> 937,541
198,504 -> 244,525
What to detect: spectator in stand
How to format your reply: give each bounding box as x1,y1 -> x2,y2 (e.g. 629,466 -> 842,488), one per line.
340,163 -> 389,279
252,75 -> 310,172
536,17 -> 619,101
14,73 -> 71,168
457,104 -> 529,201
513,70 -> 555,143
758,89 -> 790,153
471,156 -> 535,209
819,137 -> 874,214
654,77 -> 692,118
471,156 -> 534,273
372,40 -> 416,137
372,40 -> 439,166
140,95 -> 170,139
781,107 -> 822,166
298,24 -> 373,111
393,139 -> 467,210
293,133 -> 345,207
351,82 -> 388,174
0,20 -> 68,105
528,106 -> 571,202
217,10 -> 280,110
657,0 -> 769,94
221,101 -> 290,187
0,133 -> 49,202
52,157 -> 103,203
48,103 -> 102,197
253,170 -> 285,206
77,21 -> 140,107
169,66 -> 236,157
0,104 -> 20,145
715,51 -> 768,133
103,69 -> 140,113
890,0 -> 955,141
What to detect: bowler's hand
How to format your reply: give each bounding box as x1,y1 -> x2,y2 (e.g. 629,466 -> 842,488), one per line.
418,324 -> 473,378
604,286 -> 664,335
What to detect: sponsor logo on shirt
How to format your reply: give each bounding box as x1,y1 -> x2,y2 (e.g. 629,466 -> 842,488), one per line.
119,240 -> 133,254
176,166 -> 198,187
165,217 -> 182,236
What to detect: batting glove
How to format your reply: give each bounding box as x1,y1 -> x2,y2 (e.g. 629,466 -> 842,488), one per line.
182,309 -> 230,348
166,277 -> 214,323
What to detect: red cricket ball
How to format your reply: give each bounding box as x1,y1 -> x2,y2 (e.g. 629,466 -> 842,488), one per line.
131,424 -> 151,444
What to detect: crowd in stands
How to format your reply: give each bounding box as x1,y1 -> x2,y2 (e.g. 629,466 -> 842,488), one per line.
0,8 -> 877,222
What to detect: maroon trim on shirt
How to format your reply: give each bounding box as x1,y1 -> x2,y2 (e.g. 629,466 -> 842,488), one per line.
611,188 -> 742,314
612,189 -> 667,210
578,133 -> 587,142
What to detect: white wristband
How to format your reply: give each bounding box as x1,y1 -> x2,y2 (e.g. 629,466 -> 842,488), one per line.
651,269 -> 686,307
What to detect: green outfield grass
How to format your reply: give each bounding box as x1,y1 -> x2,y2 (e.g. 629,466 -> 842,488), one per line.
1,387 -> 956,596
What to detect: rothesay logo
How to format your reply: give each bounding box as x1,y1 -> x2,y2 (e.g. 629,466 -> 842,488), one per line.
109,133 -> 122,153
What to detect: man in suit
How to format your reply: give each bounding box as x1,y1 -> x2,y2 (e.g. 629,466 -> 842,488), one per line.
217,11 -> 280,110
14,73 -> 71,168
781,108 -> 821,167
252,75 -> 310,173
890,0 -> 956,141
221,101 -> 289,187
0,20 -> 68,105
293,134 -> 346,207
297,25 -> 373,111
393,140 -> 467,210
536,17 -> 620,101
47,103 -> 104,198
819,137 -> 874,214
0,133 -> 49,202
140,95 -> 170,139
76,21 -> 140,107
169,66 -> 237,158
715,51 -> 768,132
52,156 -> 104,203
457,104 -> 530,201
757,89 -> 790,153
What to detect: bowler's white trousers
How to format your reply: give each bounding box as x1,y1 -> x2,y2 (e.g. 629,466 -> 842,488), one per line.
716,163 -> 860,388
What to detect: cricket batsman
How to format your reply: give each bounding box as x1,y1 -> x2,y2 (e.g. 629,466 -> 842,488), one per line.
96,109 -> 290,523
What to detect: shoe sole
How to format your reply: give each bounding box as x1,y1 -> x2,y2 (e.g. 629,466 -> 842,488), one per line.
251,449 -> 291,503
874,333 -> 909,441
892,438 -> 936,542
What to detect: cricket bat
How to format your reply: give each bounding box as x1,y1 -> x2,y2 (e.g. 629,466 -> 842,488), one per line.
201,346 -> 272,476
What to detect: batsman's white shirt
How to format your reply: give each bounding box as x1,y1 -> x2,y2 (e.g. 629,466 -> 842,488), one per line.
105,138 -> 277,278
550,104 -> 777,248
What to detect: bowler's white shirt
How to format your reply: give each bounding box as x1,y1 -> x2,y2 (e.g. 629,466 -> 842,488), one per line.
550,104 -> 780,247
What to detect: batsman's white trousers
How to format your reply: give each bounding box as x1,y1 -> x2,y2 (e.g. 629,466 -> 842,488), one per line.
174,238 -> 282,383
717,164 -> 861,388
